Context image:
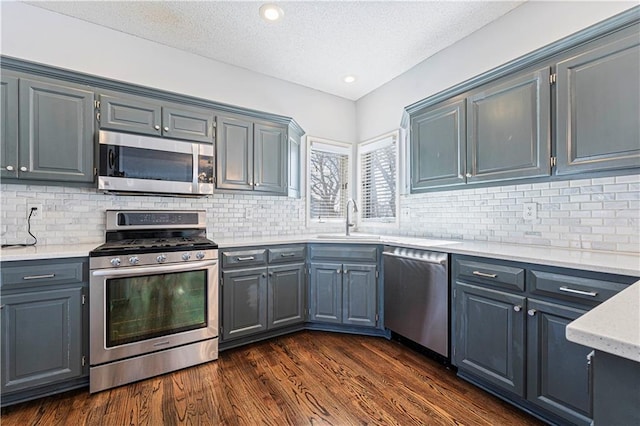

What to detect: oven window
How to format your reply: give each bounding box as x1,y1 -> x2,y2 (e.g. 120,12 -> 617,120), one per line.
106,270 -> 207,347
100,145 -> 193,182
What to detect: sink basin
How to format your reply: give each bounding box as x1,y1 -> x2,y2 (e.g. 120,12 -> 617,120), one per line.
313,234 -> 381,241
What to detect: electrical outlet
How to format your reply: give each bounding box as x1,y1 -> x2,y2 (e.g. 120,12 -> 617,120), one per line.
523,202 -> 537,220
27,203 -> 43,219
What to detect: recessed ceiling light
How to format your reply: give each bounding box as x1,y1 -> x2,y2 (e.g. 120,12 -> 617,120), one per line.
259,4 -> 284,22
343,75 -> 356,84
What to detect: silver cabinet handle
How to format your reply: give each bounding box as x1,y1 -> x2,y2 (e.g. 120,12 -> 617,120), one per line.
23,273 -> 56,280
236,256 -> 255,261
336,269 -> 341,274
465,173 -> 472,178
528,309 -> 537,316
164,126 -> 169,132
20,166 -> 27,172
280,253 -> 296,257
5,166 -> 14,171
472,271 -> 498,279
262,273 -> 267,278
513,305 -> 522,312
559,286 -> 598,297
154,125 -> 160,130
268,272 -> 273,277
255,183 -> 260,187
0,305 -> 5,309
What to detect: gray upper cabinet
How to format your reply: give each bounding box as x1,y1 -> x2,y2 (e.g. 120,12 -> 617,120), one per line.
555,24 -> 640,175
254,123 -> 287,193
287,124 -> 303,198
216,115 -> 253,191
18,78 -> 94,183
216,114 -> 288,195
411,97 -> 466,190
1,75 -> 19,179
99,93 -> 215,143
466,66 -> 551,183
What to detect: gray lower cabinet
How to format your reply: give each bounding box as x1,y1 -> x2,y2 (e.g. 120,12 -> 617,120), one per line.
452,255 -> 636,425
410,97 -> 466,190
221,246 -> 306,341
466,66 -> 550,183
308,245 -> 379,328
1,74 -> 94,183
592,350 -> 640,426
216,114 -> 287,194
555,23 -> 640,175
99,92 -> 215,143
0,258 -> 89,406
453,282 -> 526,396
526,299 -> 591,425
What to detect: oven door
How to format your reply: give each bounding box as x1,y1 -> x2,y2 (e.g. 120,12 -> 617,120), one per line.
90,260 -> 218,366
97,130 -> 214,195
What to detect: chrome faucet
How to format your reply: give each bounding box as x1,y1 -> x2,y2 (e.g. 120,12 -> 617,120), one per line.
346,199 -> 358,236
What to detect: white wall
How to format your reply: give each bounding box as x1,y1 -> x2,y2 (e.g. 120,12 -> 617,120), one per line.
0,2 -> 356,142
356,1 -> 638,141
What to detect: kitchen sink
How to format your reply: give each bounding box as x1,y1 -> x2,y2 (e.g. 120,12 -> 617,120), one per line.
313,234 -> 382,241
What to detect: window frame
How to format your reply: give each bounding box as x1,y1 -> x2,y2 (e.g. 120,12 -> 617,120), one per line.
356,130 -> 400,228
306,136 -> 353,228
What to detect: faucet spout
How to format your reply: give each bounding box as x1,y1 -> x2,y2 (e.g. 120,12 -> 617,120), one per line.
346,199 -> 358,236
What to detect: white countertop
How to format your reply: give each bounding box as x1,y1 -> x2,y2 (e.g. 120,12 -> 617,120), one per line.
1,234 -> 638,277
567,280 -> 640,362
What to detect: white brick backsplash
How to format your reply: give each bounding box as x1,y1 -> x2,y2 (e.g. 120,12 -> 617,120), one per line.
359,173 -> 640,254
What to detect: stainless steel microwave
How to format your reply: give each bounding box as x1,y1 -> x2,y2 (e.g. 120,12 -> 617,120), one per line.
98,130 -> 214,196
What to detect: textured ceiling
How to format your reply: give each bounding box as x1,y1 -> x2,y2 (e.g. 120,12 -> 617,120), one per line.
25,1 -> 525,100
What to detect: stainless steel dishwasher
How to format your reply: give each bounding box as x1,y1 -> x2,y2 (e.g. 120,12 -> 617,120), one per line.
383,246 -> 449,357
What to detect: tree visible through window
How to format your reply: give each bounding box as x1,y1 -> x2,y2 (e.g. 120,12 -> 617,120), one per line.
308,140 -> 350,221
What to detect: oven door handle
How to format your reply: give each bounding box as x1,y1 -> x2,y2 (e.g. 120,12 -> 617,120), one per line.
92,260 -> 218,277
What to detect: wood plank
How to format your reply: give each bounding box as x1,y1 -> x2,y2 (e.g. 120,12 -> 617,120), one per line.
0,331 -> 543,425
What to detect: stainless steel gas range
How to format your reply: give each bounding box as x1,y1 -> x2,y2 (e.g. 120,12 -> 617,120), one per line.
89,210 -> 218,393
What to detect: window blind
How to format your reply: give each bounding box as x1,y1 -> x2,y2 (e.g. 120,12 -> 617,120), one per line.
309,147 -> 349,220
360,139 -> 397,222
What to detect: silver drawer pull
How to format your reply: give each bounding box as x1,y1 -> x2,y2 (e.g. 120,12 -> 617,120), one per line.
153,341 -> 171,347
280,253 -> 296,257
472,271 -> 497,279
236,256 -> 255,261
559,286 -> 598,297
23,273 -> 56,280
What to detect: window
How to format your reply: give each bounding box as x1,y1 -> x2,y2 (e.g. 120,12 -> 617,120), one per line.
358,131 -> 399,226
307,137 -> 352,224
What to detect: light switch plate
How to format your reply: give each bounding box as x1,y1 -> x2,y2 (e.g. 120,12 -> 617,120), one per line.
523,202 -> 537,220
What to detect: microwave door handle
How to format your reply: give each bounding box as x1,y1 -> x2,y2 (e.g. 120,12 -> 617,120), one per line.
192,146 -> 199,194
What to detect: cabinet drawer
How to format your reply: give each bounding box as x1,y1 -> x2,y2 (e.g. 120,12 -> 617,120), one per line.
268,246 -> 306,264
309,245 -> 378,262
456,259 -> 525,292
221,249 -> 267,268
529,270 -> 630,305
1,258 -> 87,290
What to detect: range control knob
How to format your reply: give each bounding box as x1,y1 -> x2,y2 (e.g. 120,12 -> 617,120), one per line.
182,253 -> 191,261
195,252 -> 205,260
110,258 -> 121,267
129,256 -> 140,265
156,254 -> 167,263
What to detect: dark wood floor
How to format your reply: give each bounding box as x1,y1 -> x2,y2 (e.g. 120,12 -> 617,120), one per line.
1,331 -> 543,425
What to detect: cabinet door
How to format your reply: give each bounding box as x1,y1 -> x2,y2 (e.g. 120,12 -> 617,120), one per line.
267,263 -> 305,329
221,268 -> 267,341
99,93 -> 162,136
527,299 -> 592,426
342,263 -> 377,327
1,75 -> 19,178
254,123 -> 287,194
466,66 -> 550,183
410,97 -> 466,190
454,282 -> 526,396
162,105 -> 214,143
216,115 -> 254,190
556,25 -> 640,174
19,78 -> 94,182
1,287 -> 83,394
287,127 -> 302,198
309,262 -> 342,324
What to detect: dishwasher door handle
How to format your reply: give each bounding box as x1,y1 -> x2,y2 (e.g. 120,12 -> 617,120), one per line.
382,251 -> 446,265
